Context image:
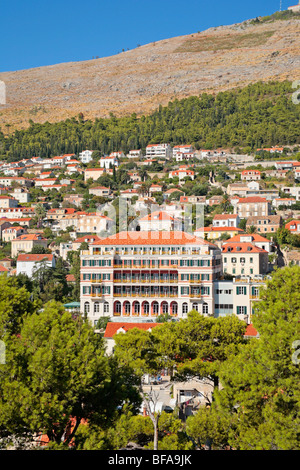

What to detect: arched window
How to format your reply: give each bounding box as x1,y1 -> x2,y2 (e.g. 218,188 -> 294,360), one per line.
94,302 -> 100,313
192,303 -> 198,312
134,302 -> 140,315
115,301 -> 121,314
143,302 -> 150,315
84,302 -> 90,313
162,302 -> 168,314
152,301 -> 159,315
124,301 -> 131,315
202,302 -> 208,315
182,303 -> 188,315
171,302 -> 178,316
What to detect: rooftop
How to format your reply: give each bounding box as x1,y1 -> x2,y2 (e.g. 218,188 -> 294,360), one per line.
91,230 -> 218,247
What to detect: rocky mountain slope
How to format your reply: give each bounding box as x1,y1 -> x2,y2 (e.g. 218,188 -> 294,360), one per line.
0,17 -> 299,130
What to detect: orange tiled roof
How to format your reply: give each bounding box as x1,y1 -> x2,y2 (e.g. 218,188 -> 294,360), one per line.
139,211 -> 176,222
213,214 -> 238,220
104,322 -> 161,338
237,197 -> 267,203
226,233 -> 270,243
92,230 -> 217,247
17,254 -> 53,262
221,242 -> 267,253
244,324 -> 258,337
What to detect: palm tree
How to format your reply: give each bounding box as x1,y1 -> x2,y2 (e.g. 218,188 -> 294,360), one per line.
247,225 -> 257,234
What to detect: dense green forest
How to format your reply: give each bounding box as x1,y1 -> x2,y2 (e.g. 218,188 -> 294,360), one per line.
1,80 -> 299,161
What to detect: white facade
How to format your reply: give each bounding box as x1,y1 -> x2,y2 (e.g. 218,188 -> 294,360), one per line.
79,150 -> 94,164
80,231 -> 222,325
146,143 -> 172,159
16,254 -> 55,278
99,155 -> 120,169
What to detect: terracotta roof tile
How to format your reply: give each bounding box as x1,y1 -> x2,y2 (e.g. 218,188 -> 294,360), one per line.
104,322 -> 161,338
92,230 -> 217,247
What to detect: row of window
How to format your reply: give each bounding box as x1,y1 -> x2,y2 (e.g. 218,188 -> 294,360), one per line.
83,301 -> 209,315
82,286 -> 210,295
82,259 -> 215,267
223,257 -> 254,264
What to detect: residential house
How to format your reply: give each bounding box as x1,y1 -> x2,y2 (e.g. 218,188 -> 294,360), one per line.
169,169 -> 195,181
146,143 -> 172,159
285,220 -> 300,234
207,196 -> 224,207
126,150 -> 143,159
224,233 -> 274,253
16,253 -> 55,278
79,150 -> 94,164
212,214 -> 240,228
0,196 -> 19,208
149,184 -> 163,194
89,186 -> 113,198
99,154 -> 120,169
194,227 -> 244,241
11,234 -> 48,257
233,197 -> 271,218
2,226 -> 27,242
272,198 -> 296,209
241,170 -> 261,181
0,219 -> 12,240
137,211 -> 182,232
246,215 -> 282,234
77,214 -> 113,236
63,195 -> 84,208
280,186 -> 300,201
84,168 -> 108,182
221,242 -> 269,277
9,187 -> 31,204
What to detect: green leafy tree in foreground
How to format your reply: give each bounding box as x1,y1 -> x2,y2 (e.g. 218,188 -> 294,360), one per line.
187,266 -> 300,450
0,299 -> 140,449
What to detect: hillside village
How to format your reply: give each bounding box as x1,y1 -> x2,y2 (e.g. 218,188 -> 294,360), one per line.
1,142 -> 300,342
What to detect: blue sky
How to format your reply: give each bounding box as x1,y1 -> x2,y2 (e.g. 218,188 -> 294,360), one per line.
0,0 -> 290,72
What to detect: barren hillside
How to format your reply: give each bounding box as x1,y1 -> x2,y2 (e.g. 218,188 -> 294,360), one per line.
0,17 -> 299,131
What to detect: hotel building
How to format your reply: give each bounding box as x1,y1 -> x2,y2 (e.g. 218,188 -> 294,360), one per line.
80,231 -> 222,325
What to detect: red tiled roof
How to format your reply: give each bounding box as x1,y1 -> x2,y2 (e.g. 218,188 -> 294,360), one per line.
221,242 -> 267,253
244,324 -> 258,337
213,214 -> 238,220
139,211 -> 176,222
66,274 -> 75,282
74,235 -> 103,243
104,322 -> 161,338
226,233 -> 270,243
92,231 -> 217,247
237,197 -> 267,203
17,254 -> 53,262
13,234 -> 46,241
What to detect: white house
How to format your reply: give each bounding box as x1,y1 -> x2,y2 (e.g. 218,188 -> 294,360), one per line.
137,210 -> 182,232
212,214 -> 240,228
146,143 -> 172,159
126,150 -> 143,159
79,150 -> 94,164
16,253 -> 56,278
172,145 -> 194,159
99,155 -> 120,169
